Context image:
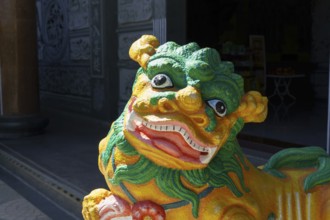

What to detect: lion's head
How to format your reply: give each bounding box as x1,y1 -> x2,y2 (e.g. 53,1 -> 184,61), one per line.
124,35 -> 267,170
100,35 -> 268,217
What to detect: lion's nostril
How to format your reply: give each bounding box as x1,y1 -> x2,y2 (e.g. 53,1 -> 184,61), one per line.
162,102 -> 174,112
193,117 -> 204,124
134,99 -> 156,113
191,114 -> 209,127
158,98 -> 178,113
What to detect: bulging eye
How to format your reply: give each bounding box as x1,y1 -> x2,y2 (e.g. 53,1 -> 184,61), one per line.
207,99 -> 227,117
151,73 -> 173,89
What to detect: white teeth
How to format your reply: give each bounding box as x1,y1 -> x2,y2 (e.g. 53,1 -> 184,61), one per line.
200,147 -> 217,164
127,112 -> 138,131
126,111 -> 217,164
142,120 -> 211,154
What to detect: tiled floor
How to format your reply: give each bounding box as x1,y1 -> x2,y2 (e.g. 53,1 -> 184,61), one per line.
0,108 -> 109,192
0,109 -> 110,219
0,178 -> 50,220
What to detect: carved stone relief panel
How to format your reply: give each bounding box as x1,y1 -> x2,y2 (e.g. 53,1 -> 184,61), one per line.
37,0 -> 69,62
36,0 -> 102,92
90,0 -> 103,77
70,36 -> 91,60
118,0 -> 153,25
118,30 -> 153,60
69,0 -> 89,30
36,0 -> 112,117
119,68 -> 136,101
39,67 -> 92,97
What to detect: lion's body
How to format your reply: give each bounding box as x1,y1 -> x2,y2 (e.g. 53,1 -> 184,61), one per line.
82,35 -> 330,220
97,136 -> 330,220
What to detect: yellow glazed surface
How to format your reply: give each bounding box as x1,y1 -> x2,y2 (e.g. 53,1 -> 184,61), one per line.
82,35 -> 330,220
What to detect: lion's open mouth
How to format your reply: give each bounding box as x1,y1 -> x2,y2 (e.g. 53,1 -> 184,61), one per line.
126,111 -> 217,164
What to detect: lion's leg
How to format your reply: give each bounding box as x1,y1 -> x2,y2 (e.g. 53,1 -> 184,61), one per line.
221,206 -> 256,220
321,199 -> 330,220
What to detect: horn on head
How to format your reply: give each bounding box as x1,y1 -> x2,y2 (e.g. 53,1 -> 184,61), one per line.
129,35 -> 160,69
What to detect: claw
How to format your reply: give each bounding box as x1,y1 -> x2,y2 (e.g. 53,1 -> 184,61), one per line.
98,195 -> 132,220
82,188 -> 112,220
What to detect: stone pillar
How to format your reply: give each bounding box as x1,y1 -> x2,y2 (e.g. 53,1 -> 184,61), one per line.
0,0 -> 48,138
327,58 -> 330,154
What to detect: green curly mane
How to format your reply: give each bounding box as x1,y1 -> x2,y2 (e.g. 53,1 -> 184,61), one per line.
101,41 -> 249,218
94,39 -> 330,220
101,114 -> 248,218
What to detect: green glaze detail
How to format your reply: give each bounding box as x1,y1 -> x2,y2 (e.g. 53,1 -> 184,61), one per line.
106,123 -> 248,217
200,75 -> 243,114
181,169 -> 210,188
156,41 -> 181,54
103,40 -> 251,217
214,139 -> 250,193
101,110 -> 138,167
147,57 -> 187,89
231,118 -> 245,140
111,156 -> 157,185
155,42 -> 199,59
102,136 -> 114,166
150,91 -> 176,105
186,60 -> 215,83
188,48 -> 222,72
155,168 -> 200,218
144,41 -> 244,113
101,113 -> 124,167
218,61 -> 235,75
132,68 -> 145,91
205,107 -> 217,132
263,146 -> 328,178
304,156 -> 330,191
267,213 -> 276,220
116,133 -> 138,156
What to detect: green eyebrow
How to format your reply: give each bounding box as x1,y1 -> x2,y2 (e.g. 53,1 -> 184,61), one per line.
146,58 -> 186,88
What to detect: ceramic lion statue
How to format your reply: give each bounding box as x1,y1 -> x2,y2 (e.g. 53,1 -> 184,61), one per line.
82,35 -> 330,220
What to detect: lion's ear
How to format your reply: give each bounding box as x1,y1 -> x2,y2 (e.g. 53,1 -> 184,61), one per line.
129,35 -> 160,69
235,91 -> 268,123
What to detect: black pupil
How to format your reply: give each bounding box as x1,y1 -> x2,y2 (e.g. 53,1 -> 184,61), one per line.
154,75 -> 166,86
216,102 -> 226,114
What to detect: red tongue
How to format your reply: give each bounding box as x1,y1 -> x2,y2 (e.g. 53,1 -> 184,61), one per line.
152,139 -> 182,158
136,124 -> 201,159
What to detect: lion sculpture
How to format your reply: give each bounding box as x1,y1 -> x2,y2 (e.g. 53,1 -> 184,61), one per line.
82,35 -> 330,220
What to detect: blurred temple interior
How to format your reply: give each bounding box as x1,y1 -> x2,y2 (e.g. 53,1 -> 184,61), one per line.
0,0 -> 329,219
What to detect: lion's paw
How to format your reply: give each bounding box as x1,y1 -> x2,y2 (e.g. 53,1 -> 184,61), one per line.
82,188 -> 166,220
82,188 -> 112,220
97,194 -> 132,220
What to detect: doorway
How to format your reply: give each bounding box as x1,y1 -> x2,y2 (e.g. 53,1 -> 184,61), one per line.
185,0 -> 328,150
